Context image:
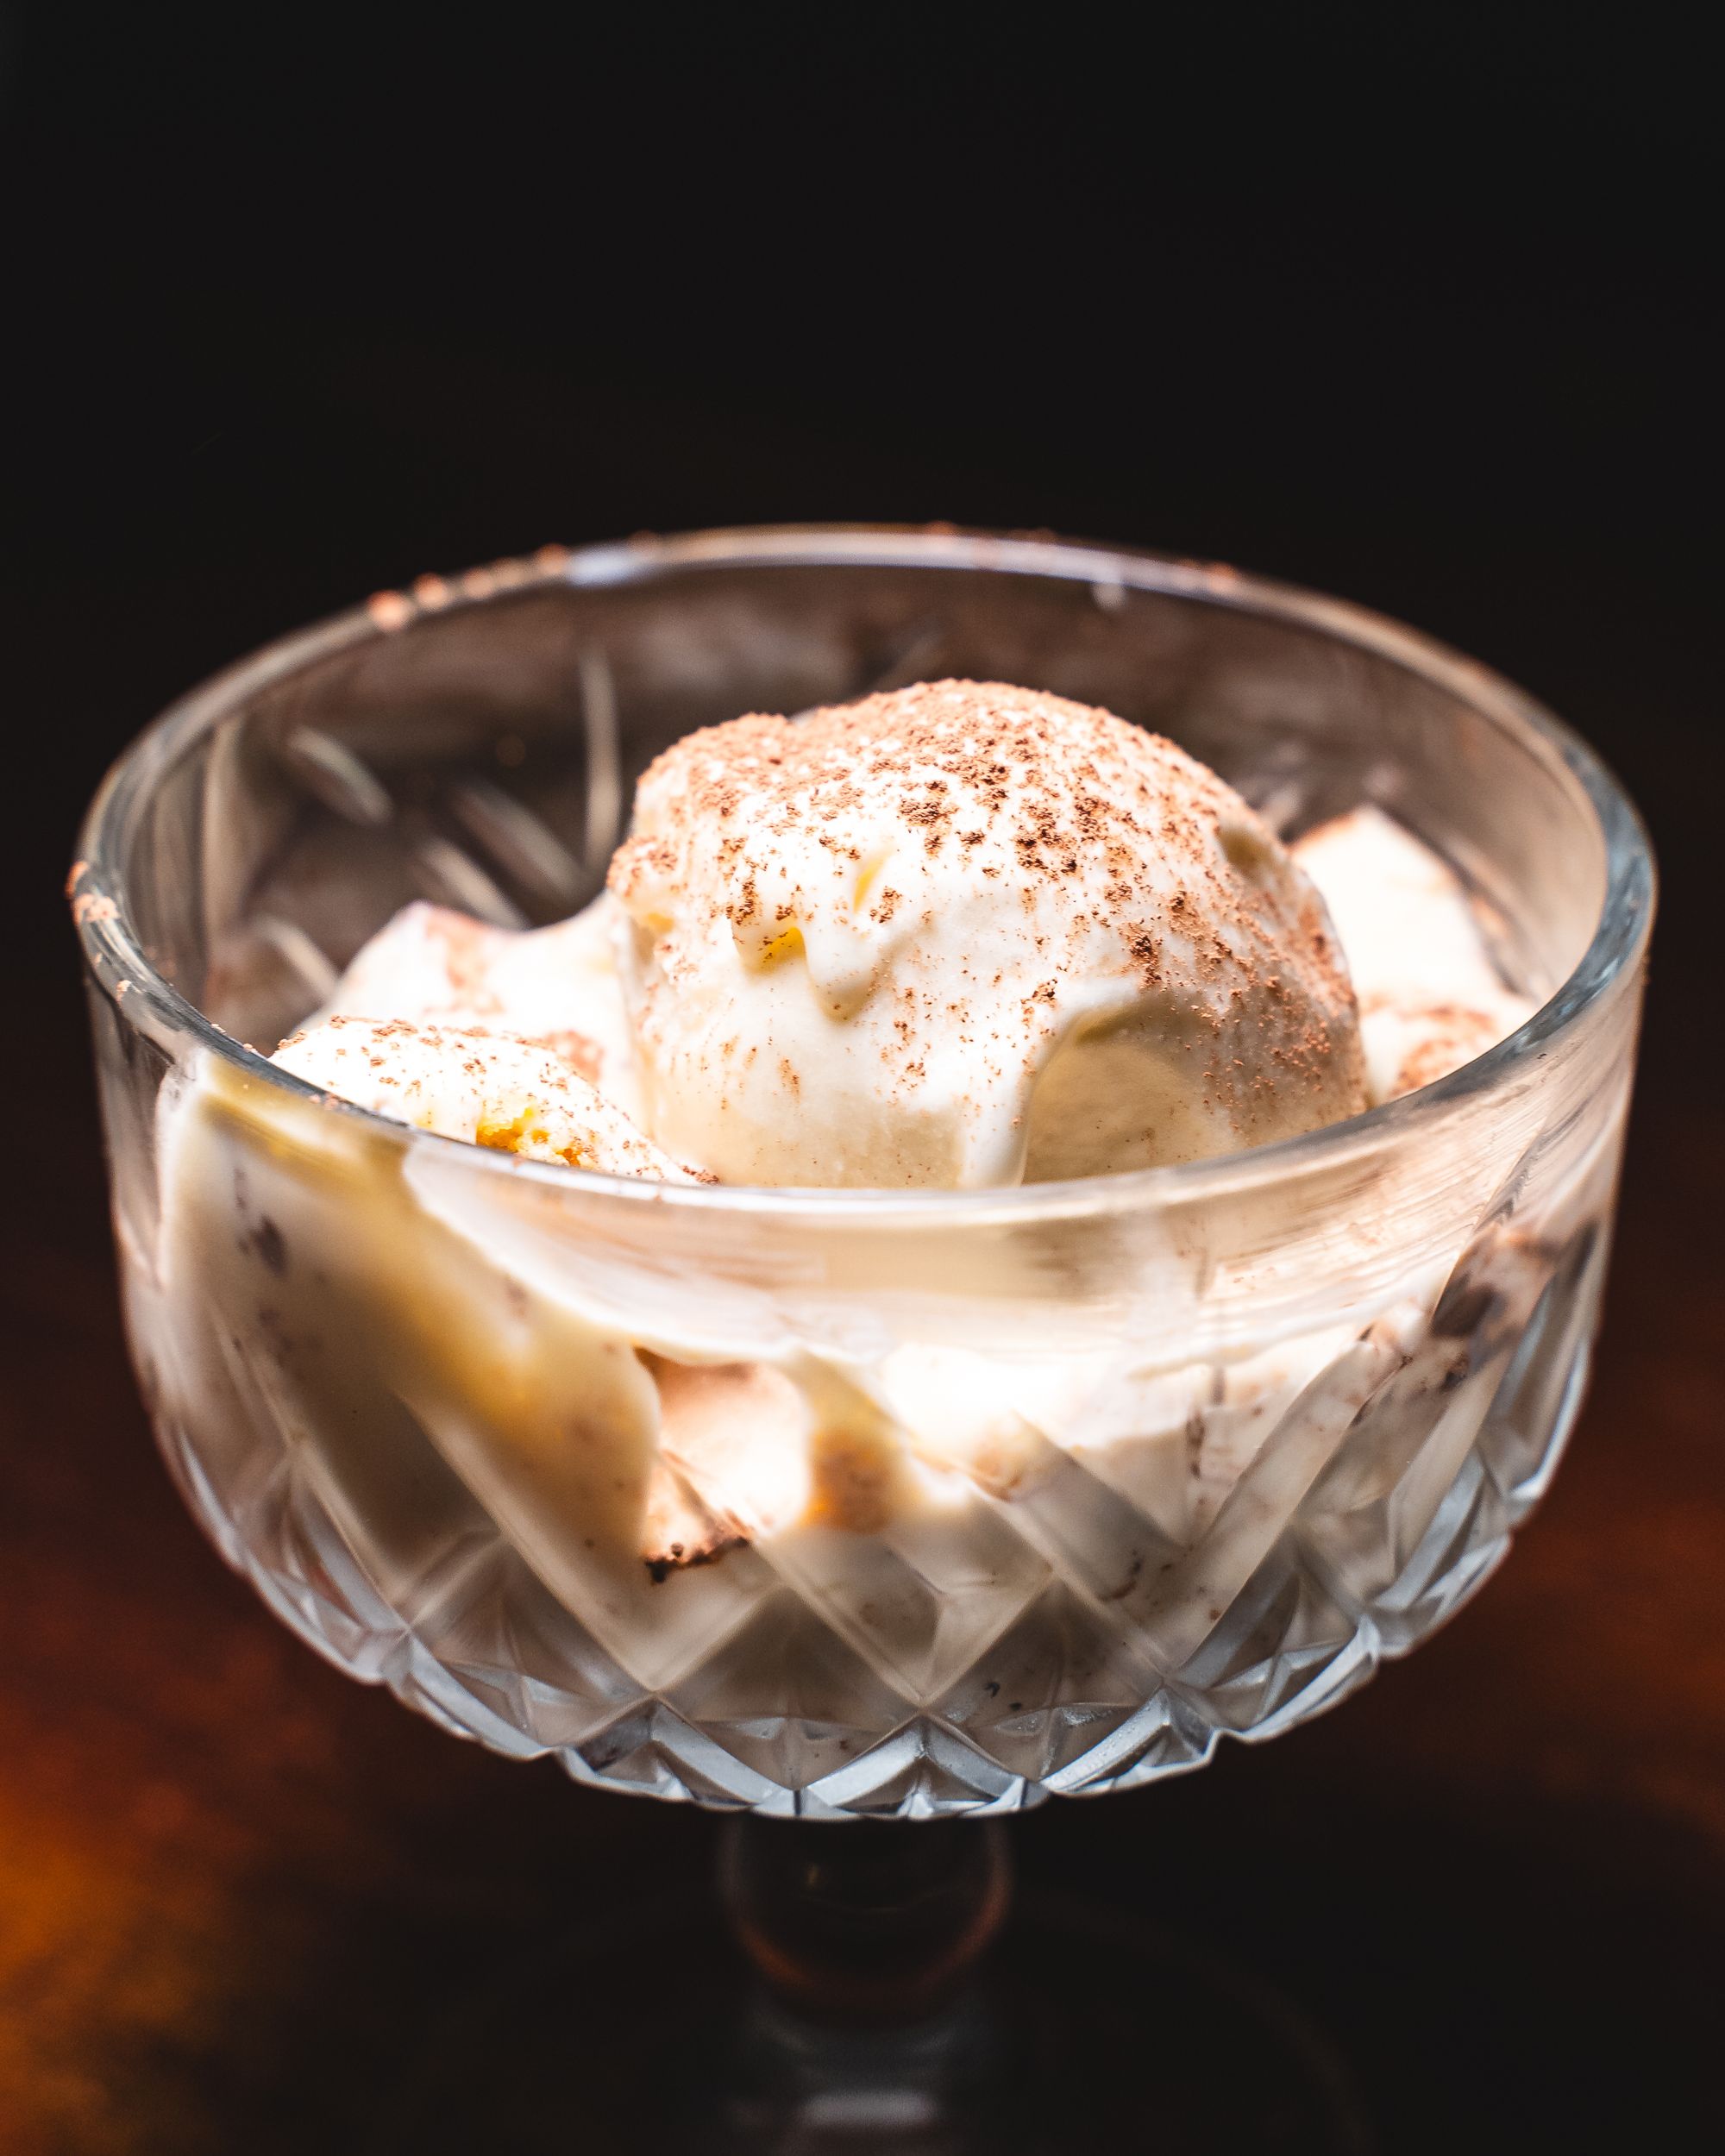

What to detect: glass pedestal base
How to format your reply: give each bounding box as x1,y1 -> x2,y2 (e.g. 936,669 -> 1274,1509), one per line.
363,1822 -> 1373,2156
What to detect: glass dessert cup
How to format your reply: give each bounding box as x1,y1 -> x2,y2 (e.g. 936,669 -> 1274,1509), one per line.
74,529 -> 1652,2152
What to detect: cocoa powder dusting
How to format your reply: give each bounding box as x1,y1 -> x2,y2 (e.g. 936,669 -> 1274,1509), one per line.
612,679 -> 1365,1158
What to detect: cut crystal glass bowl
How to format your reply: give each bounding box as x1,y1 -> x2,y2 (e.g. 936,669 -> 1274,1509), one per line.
73,528 -> 1653,1821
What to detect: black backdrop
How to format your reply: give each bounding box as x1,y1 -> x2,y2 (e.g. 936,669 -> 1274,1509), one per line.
3,8 -> 1722,2150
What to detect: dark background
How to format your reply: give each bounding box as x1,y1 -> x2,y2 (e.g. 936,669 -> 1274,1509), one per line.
3,7 -> 1721,2152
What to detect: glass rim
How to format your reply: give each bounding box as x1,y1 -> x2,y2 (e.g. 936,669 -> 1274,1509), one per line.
72,522 -> 1657,1227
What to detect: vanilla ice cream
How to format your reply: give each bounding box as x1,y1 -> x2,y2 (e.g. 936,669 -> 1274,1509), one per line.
127,672 -> 1596,1811
314,896 -> 644,1120
1291,805 -> 1536,1100
607,681 -> 1367,1187
274,1015 -> 699,1181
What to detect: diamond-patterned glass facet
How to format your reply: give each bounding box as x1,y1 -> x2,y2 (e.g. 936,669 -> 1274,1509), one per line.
133,1213 -> 1605,1814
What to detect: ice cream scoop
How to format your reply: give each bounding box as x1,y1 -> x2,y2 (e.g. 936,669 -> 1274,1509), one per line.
273,1015 -> 699,1181
606,680 -> 1369,1188
313,898 -> 644,1120
1291,806 -> 1537,1102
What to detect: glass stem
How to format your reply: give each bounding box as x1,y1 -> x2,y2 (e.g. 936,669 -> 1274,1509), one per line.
718,1815 -> 1013,2028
